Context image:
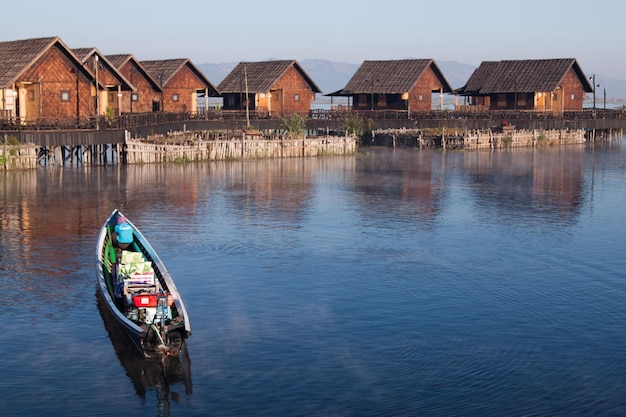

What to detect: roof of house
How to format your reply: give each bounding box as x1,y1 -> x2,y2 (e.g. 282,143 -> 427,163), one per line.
328,59 -> 453,96
217,60 -> 322,94
457,58 -> 593,95
140,58 -> 219,95
105,54 -> 132,68
106,53 -> 162,91
72,48 -> 135,91
0,36 -> 92,88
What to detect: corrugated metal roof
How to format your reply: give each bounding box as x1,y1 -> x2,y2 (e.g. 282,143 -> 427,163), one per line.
459,58 -> 593,95
331,59 -> 453,95
217,60 -> 321,94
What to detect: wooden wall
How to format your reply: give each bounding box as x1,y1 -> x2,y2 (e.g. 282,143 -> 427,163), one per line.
84,57 -> 122,115
408,66 -> 442,112
561,68 -> 586,111
19,46 -> 94,121
271,66 -> 316,115
161,65 -> 206,113
117,61 -> 161,113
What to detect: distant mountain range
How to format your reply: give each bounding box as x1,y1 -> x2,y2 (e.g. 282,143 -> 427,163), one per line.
197,59 -> 626,102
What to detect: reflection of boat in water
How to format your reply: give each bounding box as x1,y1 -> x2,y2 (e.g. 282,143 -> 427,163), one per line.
96,290 -> 192,400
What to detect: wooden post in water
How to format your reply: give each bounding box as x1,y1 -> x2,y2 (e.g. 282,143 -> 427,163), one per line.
442,127 -> 446,150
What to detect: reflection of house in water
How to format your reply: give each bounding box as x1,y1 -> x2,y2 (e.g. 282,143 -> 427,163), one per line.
463,148 -> 584,222
353,149 -> 443,224
0,165 -> 206,280
219,158 -> 320,222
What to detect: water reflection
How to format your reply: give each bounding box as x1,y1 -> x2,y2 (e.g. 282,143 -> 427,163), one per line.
353,149 -> 444,223
1,141 -> 625,416
0,148 -> 590,291
349,146 -> 587,226
96,290 -> 192,410
463,146 -> 585,223
0,147 -> 589,239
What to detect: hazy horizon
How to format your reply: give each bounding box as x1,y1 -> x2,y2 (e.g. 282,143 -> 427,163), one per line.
3,0 -> 625,81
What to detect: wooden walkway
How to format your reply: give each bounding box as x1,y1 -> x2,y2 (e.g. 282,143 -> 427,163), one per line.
2,108 -> 626,148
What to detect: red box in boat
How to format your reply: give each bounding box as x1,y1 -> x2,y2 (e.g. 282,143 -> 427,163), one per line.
133,294 -> 157,307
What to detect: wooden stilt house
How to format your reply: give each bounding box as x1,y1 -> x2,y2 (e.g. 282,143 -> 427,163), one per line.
0,36 -> 96,124
140,59 -> 219,113
72,48 -> 134,118
217,60 -> 321,116
455,58 -> 593,113
327,59 -> 453,113
106,54 -> 163,113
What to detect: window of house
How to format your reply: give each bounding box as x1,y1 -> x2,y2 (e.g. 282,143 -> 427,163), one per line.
131,93 -> 139,102
61,91 -> 70,102
418,94 -> 423,101
172,94 -> 179,102
294,94 -> 300,101
227,96 -> 235,107
570,94 -> 575,101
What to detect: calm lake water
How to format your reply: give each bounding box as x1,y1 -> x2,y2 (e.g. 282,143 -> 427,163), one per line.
1,140 -> 626,416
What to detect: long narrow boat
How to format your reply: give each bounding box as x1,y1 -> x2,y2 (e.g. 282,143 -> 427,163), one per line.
96,290 -> 192,398
96,209 -> 191,358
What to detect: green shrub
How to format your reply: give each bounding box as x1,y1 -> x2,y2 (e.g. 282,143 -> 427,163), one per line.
281,113 -> 307,138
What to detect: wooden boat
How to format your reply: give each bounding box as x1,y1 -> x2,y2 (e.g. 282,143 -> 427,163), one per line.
96,209 -> 191,358
96,290 -> 192,399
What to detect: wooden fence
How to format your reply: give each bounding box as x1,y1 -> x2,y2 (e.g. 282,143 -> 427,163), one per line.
1,133 -> 358,170
124,136 -> 358,164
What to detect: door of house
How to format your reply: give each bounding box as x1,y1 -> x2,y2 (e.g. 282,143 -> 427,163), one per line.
535,92 -> 546,111
23,84 -> 40,122
152,100 -> 160,112
270,89 -> 283,116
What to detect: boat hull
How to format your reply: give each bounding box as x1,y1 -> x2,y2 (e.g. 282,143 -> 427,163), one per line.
96,209 -> 191,358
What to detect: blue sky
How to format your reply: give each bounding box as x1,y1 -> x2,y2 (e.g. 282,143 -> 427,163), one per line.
4,0 -> 625,79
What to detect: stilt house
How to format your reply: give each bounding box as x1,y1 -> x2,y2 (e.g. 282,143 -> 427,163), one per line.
217,60 -> 321,116
140,59 -> 219,113
327,59 -> 453,112
0,36 -> 97,124
455,58 -> 593,113
106,54 -> 163,113
72,48 -> 134,118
